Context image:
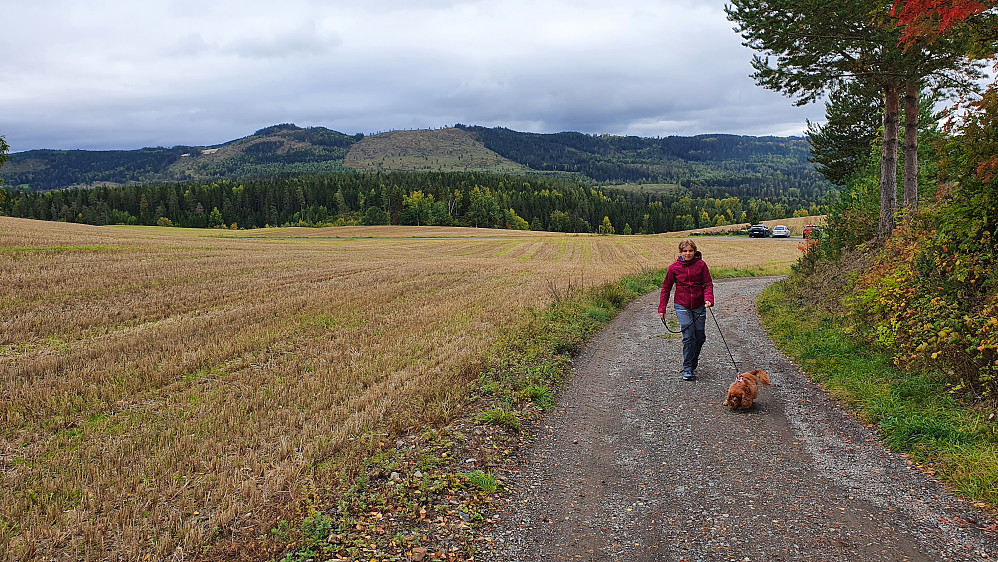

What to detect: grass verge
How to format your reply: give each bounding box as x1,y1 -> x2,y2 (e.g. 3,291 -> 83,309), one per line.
758,280 -> 998,511
711,265 -> 790,278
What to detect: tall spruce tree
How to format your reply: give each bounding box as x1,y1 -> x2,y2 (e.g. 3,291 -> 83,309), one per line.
806,81 -> 884,185
0,133 -> 8,180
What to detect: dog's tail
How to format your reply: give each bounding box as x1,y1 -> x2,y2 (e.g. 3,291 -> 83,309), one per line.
751,369 -> 771,385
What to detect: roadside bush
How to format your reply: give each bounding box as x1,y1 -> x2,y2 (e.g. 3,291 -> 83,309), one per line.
849,87 -> 998,400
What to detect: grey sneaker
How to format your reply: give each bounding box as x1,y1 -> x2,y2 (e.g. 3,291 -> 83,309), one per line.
683,371 -> 695,381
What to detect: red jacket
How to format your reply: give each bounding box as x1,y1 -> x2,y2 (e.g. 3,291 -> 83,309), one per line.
658,251 -> 714,312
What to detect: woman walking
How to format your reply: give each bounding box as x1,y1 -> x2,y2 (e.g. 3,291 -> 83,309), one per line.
658,239 -> 714,381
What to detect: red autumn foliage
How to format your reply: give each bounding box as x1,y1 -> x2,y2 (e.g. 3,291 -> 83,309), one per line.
977,156 -> 998,183
891,0 -> 990,42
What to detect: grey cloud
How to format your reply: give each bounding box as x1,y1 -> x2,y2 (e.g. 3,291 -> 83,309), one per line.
168,33 -> 212,57
225,25 -> 342,59
0,1 -> 827,152
166,24 -> 341,59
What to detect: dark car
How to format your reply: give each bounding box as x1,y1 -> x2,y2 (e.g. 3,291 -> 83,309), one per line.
748,224 -> 771,238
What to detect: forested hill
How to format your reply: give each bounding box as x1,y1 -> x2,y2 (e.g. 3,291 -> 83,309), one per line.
0,124 -> 359,192
0,124 -> 833,203
456,125 -> 830,202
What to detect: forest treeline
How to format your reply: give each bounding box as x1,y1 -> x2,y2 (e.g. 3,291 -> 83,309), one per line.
0,171 -> 826,234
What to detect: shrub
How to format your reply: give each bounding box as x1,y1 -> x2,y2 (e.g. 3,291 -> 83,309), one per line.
848,87 -> 998,399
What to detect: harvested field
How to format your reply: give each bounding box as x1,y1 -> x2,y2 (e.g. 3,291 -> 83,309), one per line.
0,217 -> 802,560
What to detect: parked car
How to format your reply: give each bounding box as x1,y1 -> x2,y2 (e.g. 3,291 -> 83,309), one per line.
802,224 -> 821,239
771,225 -> 790,238
748,224 -> 771,238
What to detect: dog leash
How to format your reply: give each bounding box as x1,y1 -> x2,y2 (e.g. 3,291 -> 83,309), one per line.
658,307 -> 703,335
708,306 -> 740,375
659,306 -> 739,374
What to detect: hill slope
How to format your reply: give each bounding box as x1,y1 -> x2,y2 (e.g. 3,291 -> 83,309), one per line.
0,124 -> 834,206
343,128 -> 527,173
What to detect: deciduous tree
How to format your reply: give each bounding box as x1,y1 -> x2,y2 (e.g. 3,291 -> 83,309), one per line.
598,216 -> 615,235
361,206 -> 390,226
467,187 -> 501,228
892,0 -> 995,42
892,1 -> 996,212
402,190 -> 434,226
208,206 -> 224,228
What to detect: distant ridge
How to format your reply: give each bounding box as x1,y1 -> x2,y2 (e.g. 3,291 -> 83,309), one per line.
0,124 -> 833,203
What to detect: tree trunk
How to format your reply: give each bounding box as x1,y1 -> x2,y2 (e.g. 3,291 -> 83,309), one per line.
903,84 -> 919,212
879,83 -> 900,237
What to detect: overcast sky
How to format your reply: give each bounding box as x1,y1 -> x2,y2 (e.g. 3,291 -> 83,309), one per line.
1,0 -> 828,153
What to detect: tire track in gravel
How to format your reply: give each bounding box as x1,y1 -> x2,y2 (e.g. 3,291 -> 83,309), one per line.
484,276 -> 997,561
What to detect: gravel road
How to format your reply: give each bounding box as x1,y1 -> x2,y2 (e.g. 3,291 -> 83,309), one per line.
483,277 -> 997,561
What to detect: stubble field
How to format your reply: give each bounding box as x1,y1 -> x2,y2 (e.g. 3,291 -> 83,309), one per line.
0,217 -> 803,560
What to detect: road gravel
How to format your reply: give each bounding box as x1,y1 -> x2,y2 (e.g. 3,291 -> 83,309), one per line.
483,276 -> 996,561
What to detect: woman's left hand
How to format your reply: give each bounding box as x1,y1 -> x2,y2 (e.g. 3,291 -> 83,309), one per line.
705,301 -> 713,307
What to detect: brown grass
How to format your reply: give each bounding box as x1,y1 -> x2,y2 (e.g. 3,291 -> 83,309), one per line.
0,216 -> 801,560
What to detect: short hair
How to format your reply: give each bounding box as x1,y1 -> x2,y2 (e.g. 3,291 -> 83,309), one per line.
679,239 -> 697,252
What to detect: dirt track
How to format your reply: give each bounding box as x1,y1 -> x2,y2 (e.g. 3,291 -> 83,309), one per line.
483,277 -> 997,561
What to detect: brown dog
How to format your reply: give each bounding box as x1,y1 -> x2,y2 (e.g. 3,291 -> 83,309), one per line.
722,369 -> 771,410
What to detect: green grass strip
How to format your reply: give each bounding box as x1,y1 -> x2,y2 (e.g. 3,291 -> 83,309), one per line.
477,267 -> 666,410
758,280 -> 998,508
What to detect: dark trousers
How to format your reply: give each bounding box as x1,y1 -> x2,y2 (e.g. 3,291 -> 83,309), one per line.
675,304 -> 706,373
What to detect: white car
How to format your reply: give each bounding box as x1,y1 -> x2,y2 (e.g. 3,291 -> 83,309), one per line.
771,225 -> 790,238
